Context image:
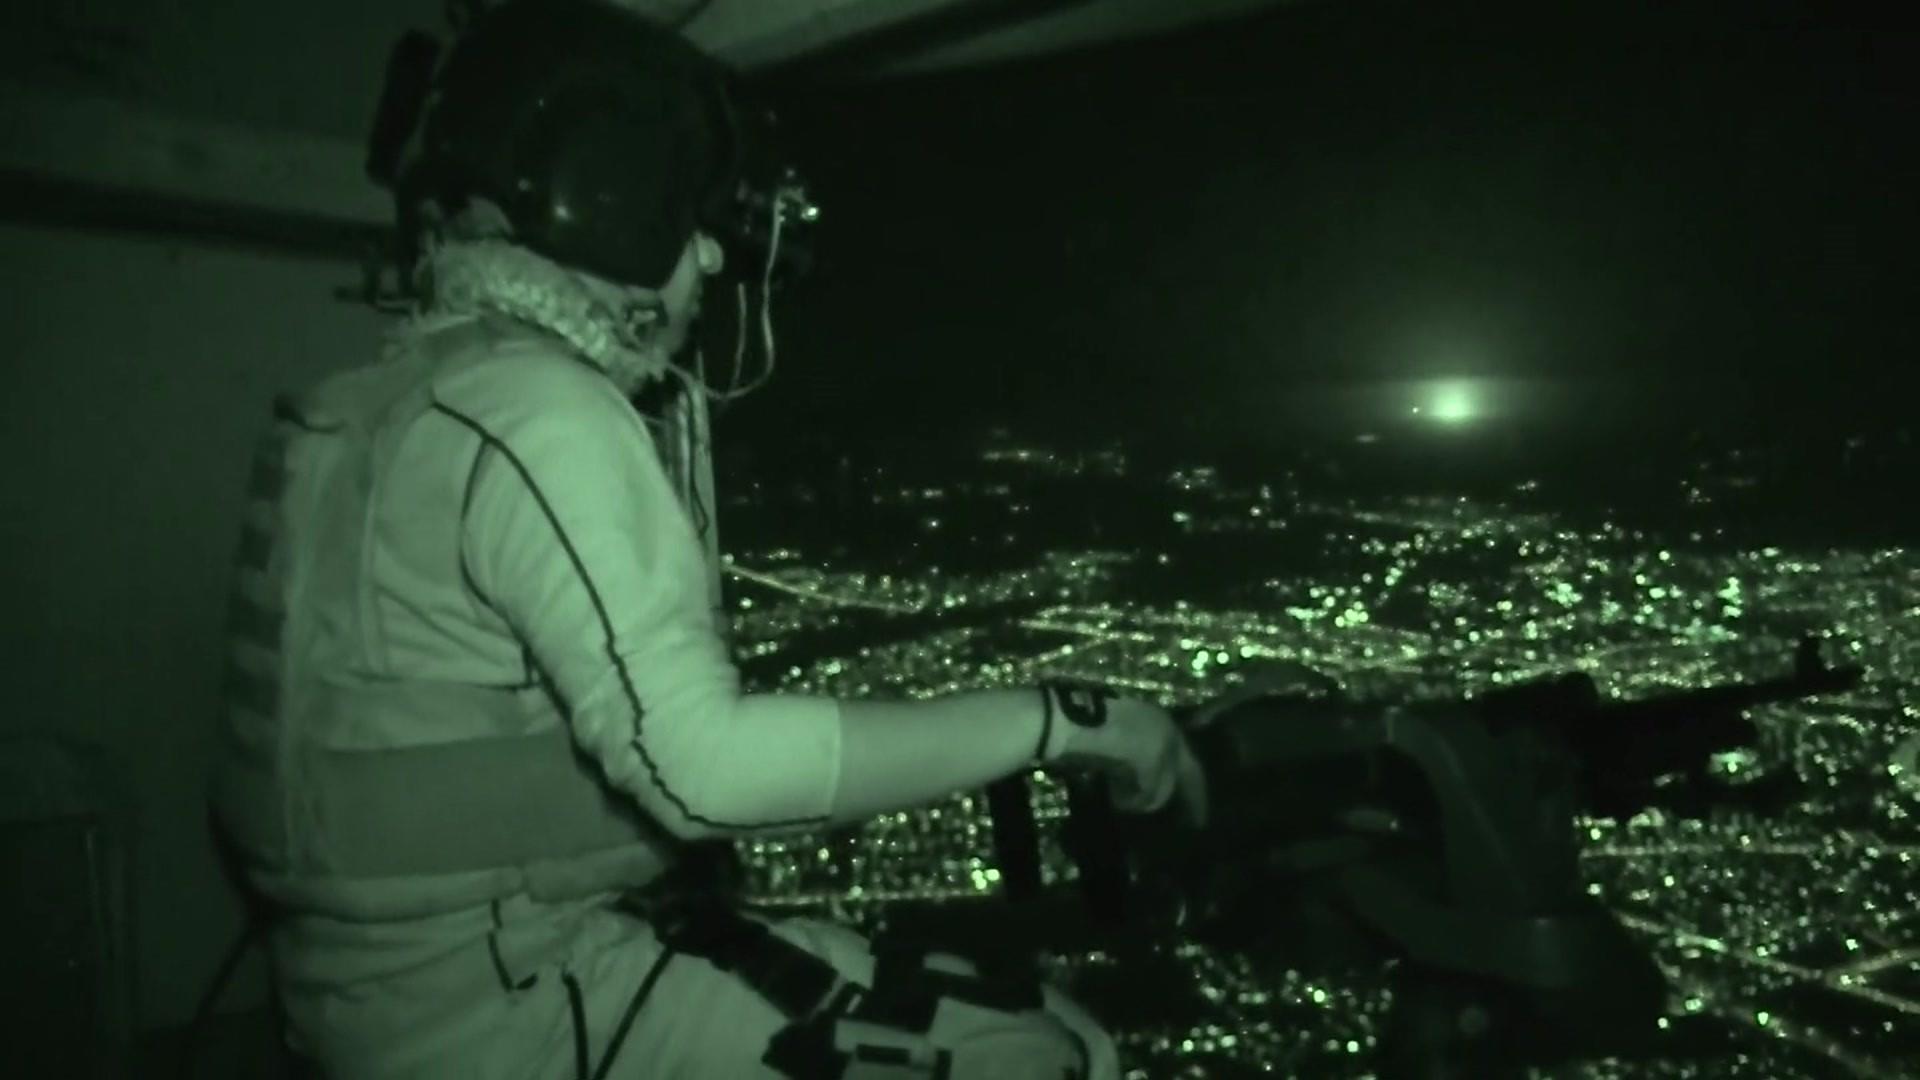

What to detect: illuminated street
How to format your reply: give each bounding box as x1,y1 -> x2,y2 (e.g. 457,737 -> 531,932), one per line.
716,427 -> 1917,1078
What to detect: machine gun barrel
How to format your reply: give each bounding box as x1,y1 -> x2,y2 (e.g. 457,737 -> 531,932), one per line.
1514,635 -> 1864,815
946,632 -> 1871,1078
1589,633 -> 1863,722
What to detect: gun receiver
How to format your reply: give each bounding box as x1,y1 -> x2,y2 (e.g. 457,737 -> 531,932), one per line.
913,634 -> 1869,1078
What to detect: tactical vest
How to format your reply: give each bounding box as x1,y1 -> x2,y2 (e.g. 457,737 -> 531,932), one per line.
209,316 -> 692,922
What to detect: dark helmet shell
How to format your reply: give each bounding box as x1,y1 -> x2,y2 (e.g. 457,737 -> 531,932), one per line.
405,0 -> 740,290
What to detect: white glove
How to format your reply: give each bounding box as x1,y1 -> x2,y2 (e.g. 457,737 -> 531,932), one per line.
1037,684 -> 1208,829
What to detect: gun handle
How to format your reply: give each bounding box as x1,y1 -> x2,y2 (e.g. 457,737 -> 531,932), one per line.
984,772 -> 1043,903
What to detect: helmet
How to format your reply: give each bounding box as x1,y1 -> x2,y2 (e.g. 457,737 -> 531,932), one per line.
396,0 -> 743,291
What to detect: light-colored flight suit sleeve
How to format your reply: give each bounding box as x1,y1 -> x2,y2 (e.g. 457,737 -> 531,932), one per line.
437,351 -> 844,842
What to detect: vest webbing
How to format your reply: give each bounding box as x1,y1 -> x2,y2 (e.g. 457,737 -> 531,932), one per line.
211,315 -> 686,908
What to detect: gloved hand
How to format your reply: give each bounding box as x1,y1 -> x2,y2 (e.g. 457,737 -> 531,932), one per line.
1038,684 -> 1209,829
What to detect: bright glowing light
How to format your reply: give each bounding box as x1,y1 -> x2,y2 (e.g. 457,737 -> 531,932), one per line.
1431,383 -> 1475,423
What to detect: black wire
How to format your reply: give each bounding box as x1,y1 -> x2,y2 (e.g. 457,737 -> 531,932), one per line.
710,280 -> 760,422
638,380 -> 715,577
564,972 -> 590,1080
689,471 -> 711,545
684,383 -> 714,554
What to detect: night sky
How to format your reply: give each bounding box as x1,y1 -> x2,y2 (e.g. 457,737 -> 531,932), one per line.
719,0 -> 1915,457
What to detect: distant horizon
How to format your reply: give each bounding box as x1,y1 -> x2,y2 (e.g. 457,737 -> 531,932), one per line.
713,400 -> 1914,554
719,373 -> 1915,464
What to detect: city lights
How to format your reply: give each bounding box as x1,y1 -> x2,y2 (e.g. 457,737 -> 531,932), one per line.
713,432 -> 1916,1077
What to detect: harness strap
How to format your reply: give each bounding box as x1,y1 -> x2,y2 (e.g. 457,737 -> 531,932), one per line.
852,936 -> 1045,1030
763,982 -> 878,1079
591,943 -> 679,1080
643,899 -> 1063,1079
650,898 -> 844,1021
